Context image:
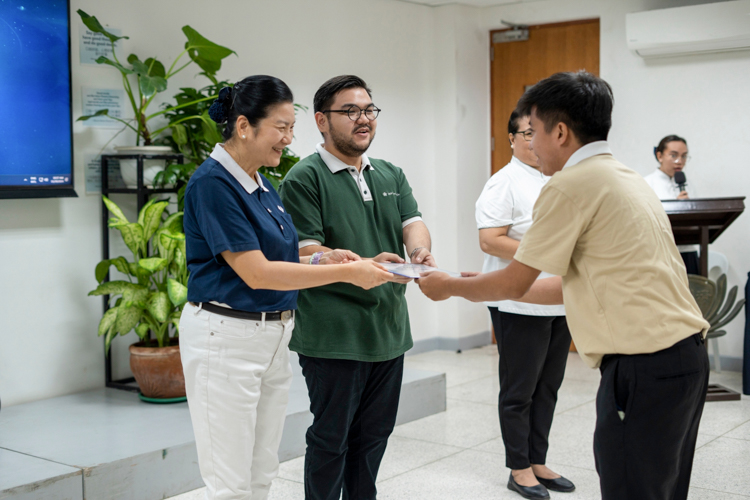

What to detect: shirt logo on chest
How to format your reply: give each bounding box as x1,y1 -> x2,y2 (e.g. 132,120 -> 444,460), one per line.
382,192 -> 400,197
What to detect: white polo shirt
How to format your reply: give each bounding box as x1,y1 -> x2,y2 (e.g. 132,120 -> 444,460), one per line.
475,156 -> 565,316
643,168 -> 698,253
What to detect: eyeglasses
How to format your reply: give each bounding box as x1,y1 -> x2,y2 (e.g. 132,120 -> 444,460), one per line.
515,129 -> 533,142
666,152 -> 691,164
322,105 -> 381,121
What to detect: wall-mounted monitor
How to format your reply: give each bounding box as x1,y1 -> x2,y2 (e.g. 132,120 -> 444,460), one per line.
0,0 -> 76,199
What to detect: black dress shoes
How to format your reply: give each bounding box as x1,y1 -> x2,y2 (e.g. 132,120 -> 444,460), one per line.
535,474 -> 576,492
507,473 -> 550,499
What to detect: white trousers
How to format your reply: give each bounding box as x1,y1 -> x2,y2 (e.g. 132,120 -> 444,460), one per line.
180,302 -> 294,500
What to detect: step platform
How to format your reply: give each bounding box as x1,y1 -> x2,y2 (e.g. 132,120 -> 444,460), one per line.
0,355 -> 445,500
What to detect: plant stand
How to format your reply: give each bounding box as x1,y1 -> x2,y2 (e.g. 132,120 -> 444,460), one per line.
100,153 -> 184,392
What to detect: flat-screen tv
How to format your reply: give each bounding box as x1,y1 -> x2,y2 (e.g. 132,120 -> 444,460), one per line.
0,0 -> 76,199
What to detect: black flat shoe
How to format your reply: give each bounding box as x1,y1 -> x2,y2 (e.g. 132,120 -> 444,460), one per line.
535,474 -> 576,492
507,473 -> 550,499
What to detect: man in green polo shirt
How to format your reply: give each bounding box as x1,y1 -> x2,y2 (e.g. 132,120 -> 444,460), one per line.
279,75 -> 435,500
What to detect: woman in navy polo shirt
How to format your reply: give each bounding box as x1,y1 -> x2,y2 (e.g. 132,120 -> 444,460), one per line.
179,75 -> 391,500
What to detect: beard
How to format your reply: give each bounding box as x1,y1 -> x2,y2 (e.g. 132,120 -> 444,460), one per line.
328,121 -> 375,157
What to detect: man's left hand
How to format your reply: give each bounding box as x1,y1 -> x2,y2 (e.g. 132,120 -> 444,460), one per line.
417,271 -> 452,301
411,248 -> 436,267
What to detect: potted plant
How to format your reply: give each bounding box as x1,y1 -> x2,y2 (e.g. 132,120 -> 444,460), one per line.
76,10 -> 235,187
88,196 -> 189,400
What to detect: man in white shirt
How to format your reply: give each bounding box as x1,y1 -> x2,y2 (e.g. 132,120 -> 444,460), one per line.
643,135 -> 699,274
475,110 -> 572,499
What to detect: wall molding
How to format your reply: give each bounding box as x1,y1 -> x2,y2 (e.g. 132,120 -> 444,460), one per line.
407,331 -> 492,356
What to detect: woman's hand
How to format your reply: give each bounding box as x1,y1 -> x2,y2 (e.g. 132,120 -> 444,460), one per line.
347,260 -> 393,290
321,249 -> 361,265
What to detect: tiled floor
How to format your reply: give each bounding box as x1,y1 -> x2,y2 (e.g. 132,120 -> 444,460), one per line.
170,346 -> 750,500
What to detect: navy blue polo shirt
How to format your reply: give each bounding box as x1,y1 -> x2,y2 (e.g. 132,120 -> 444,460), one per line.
184,145 -> 299,312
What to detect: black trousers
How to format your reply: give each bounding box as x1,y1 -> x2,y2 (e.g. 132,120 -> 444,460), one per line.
681,251 -> 700,275
490,308 -> 571,469
594,334 -> 709,500
298,353 -> 404,500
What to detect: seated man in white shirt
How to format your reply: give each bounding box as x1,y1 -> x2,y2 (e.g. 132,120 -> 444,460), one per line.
475,110 -> 572,499
643,135 -> 699,274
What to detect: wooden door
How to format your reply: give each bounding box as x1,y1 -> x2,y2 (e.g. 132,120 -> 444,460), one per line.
489,19 -> 599,350
491,19 -> 600,175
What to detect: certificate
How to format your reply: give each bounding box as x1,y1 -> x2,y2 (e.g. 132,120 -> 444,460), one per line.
379,263 -> 461,279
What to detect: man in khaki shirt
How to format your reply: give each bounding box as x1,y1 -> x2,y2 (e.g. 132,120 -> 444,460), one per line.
419,71 -> 709,500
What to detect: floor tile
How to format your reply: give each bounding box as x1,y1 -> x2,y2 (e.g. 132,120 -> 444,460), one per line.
554,378 -> 600,414
446,374 -> 498,405
690,437 -> 750,496
405,359 -> 494,388
543,413 -> 598,471
392,399 -> 502,448
697,397 -> 750,436
167,478 -> 304,500
378,435 -> 465,481
277,455 -> 304,483
688,486 -> 750,499
725,419 -> 750,441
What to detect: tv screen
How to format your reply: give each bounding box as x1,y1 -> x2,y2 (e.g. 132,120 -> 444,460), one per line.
0,0 -> 76,199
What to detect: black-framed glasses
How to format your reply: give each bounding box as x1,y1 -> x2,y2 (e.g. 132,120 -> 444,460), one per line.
515,129 -> 533,141
322,105 -> 381,121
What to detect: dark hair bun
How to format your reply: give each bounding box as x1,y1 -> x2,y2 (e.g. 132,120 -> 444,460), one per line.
208,86 -> 234,124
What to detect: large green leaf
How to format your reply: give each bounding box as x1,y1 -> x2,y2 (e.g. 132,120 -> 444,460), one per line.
141,200 -> 169,242
135,322 -> 150,340
95,259 -> 111,284
95,56 -> 134,75
97,307 -> 118,337
144,58 -> 166,78
77,10 -> 128,43
139,74 -> 168,99
139,257 -> 168,273
105,327 -> 118,356
171,124 -> 188,146
102,195 -> 128,224
115,303 -> 142,335
162,212 -> 184,234
201,111 -> 223,145
167,278 -> 188,306
182,26 -> 235,76
88,280 -> 141,297
147,292 -> 171,322
118,223 -> 145,257
123,285 -> 149,305
111,256 -> 132,277
173,247 -> 186,274
77,109 -> 111,122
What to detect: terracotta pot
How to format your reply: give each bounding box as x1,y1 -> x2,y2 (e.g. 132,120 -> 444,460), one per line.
129,339 -> 186,399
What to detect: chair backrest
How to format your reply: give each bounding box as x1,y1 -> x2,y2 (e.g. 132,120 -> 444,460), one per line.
688,275 -> 716,318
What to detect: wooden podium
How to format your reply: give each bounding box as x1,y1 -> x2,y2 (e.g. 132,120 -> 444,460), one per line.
662,196 -> 745,402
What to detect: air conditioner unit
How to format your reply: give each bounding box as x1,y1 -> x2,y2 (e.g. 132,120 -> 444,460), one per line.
626,0 -> 750,58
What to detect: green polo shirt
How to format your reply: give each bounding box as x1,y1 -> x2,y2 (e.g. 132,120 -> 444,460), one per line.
278,151 -> 421,361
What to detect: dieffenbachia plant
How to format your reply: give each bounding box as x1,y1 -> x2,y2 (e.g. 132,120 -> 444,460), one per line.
89,197 -> 189,353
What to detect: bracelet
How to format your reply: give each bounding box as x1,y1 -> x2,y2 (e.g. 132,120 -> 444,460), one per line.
409,247 -> 426,260
309,251 -> 324,265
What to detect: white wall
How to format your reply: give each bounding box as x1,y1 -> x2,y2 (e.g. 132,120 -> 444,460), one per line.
471,0 -> 750,362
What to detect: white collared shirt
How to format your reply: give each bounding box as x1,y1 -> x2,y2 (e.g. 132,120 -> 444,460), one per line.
475,156 -> 565,316
209,143 -> 269,195
562,140 -> 613,170
643,168 -> 699,253
299,143 -> 422,249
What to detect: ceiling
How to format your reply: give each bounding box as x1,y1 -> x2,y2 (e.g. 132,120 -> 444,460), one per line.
393,0 -> 545,7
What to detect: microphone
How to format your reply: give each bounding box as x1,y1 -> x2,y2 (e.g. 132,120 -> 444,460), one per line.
674,171 -> 687,192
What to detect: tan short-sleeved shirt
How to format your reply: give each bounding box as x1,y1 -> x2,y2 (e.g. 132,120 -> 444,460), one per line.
514,150 -> 709,368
